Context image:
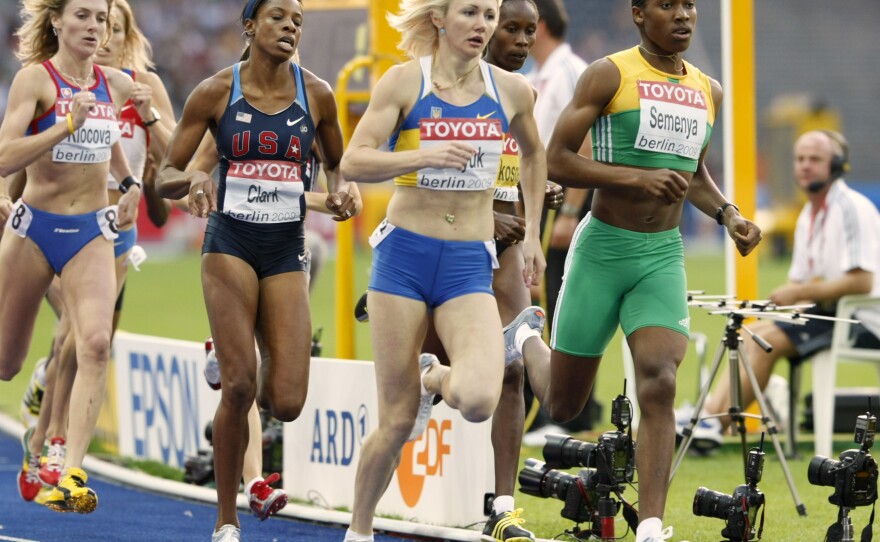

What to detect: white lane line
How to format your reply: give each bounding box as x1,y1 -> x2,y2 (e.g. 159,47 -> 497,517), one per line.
0,535 -> 42,542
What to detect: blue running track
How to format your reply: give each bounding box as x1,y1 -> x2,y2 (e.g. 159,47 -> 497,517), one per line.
0,429 -> 411,542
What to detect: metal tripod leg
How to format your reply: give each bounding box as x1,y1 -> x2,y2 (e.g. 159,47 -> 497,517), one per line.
670,330 -> 807,515
737,342 -> 808,516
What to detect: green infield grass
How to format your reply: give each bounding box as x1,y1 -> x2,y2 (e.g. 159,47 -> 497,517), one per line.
1,247 -> 876,540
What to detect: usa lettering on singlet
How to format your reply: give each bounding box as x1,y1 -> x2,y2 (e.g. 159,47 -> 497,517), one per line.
417,117 -> 503,191
53,98 -> 120,164
216,62 -> 314,224
635,80 -> 707,160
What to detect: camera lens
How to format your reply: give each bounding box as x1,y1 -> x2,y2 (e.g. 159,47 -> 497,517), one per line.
518,459 -> 549,498
807,456 -> 839,487
543,433 -> 597,469
693,487 -> 735,519
517,459 -> 577,501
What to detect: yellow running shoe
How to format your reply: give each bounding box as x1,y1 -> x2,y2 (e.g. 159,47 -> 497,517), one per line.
481,508 -> 535,542
44,467 -> 97,514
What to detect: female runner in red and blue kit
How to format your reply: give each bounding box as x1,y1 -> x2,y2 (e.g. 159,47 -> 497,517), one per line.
156,1 -> 354,540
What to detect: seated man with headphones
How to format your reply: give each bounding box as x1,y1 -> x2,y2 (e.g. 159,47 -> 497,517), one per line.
676,129 -> 880,450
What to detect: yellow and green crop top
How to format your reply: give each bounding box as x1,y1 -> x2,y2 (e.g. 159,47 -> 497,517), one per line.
390,56 -> 509,191
591,46 -> 715,173
494,133 -> 520,202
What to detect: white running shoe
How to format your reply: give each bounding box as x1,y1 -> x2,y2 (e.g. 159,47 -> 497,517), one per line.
642,525 -> 691,542
408,353 -> 438,442
502,306 -> 545,366
649,526 -> 674,541
204,338 -> 221,391
212,524 -> 240,542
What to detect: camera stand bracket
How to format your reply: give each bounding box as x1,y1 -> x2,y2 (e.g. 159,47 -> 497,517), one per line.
670,302 -> 813,518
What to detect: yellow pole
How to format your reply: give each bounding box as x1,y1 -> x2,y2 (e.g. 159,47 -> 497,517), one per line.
333,61 -> 366,361
721,0 -> 758,300
334,0 -> 402,359
371,0 -> 403,68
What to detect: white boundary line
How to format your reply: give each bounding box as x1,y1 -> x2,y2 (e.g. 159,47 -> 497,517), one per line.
0,413 -> 554,541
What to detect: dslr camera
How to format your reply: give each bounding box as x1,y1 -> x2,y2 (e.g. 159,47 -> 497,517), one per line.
808,410 -> 878,509
518,391 -> 637,536
693,436 -> 766,541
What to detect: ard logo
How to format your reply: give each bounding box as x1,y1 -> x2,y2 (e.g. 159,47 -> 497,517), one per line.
431,107 -> 442,119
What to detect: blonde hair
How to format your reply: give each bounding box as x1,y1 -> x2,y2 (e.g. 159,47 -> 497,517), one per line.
16,0 -> 114,66
389,0 -> 501,59
112,0 -> 154,72
387,0 -> 450,59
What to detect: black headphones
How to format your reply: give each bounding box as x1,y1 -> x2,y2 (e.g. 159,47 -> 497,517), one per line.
807,130 -> 850,193
821,129 -> 850,180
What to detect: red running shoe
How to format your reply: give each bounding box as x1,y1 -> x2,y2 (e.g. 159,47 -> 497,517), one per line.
247,472 -> 288,520
18,427 -> 42,501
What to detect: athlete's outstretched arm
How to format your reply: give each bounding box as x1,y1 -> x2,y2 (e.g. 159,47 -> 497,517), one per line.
109,140 -> 140,227
685,79 -> 761,256
504,71 -> 547,286
0,68 -> 87,176
156,75 -> 227,217
137,70 -> 176,157
340,64 -> 475,183
306,71 -> 359,219
0,174 -> 14,224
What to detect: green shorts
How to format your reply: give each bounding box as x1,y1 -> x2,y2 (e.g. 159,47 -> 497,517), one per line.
550,215 -> 689,357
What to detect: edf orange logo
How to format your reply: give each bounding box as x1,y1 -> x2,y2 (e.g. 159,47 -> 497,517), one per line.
396,418 -> 452,507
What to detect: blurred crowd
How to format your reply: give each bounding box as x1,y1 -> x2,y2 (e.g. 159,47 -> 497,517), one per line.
0,1 -> 268,116
0,0 -> 642,117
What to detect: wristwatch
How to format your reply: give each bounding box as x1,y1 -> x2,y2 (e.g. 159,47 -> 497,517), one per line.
119,175 -> 142,194
143,107 -> 161,127
715,202 -> 739,225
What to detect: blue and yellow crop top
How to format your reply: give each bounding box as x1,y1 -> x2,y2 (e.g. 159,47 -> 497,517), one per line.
390,56 -> 509,191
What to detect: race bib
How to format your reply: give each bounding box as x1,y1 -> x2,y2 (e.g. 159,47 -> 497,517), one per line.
493,186 -> 518,202
634,80 -> 708,160
52,99 -> 120,164
96,205 -> 119,241
223,159 -> 305,224
7,200 -> 32,238
368,218 -> 396,248
416,118 -> 503,191
496,133 -> 520,190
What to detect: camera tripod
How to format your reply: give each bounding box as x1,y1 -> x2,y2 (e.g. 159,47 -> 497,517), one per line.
670,310 -> 808,516
834,507 -> 857,542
